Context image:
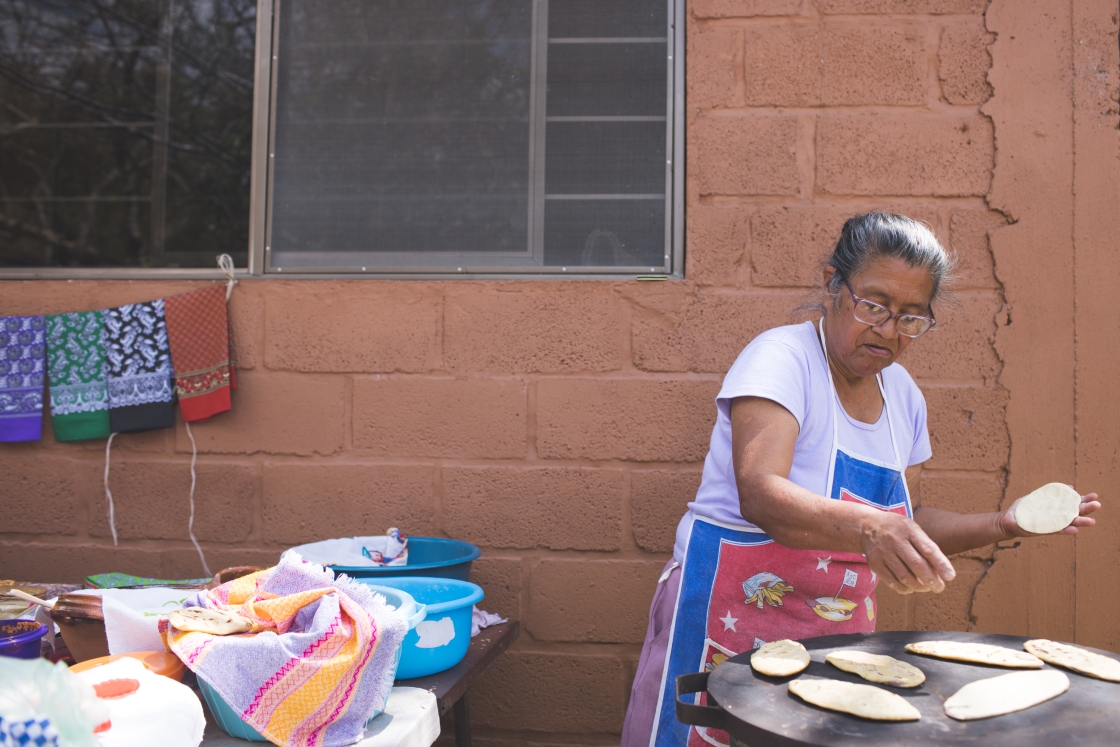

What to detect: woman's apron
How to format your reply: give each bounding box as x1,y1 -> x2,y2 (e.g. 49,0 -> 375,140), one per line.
649,320 -> 913,747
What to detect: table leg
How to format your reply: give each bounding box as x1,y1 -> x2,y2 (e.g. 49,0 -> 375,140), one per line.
454,694 -> 471,747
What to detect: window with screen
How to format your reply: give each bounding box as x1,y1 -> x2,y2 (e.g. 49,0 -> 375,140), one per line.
0,0 -> 255,270
265,0 -> 680,275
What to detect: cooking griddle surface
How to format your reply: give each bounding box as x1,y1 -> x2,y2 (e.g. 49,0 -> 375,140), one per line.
705,630 -> 1118,746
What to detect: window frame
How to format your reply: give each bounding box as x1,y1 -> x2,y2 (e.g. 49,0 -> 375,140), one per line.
0,0 -> 685,280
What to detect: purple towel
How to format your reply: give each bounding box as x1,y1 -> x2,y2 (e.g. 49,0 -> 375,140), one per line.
0,316 -> 46,442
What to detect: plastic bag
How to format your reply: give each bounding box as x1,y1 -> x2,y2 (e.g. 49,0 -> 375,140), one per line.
0,658 -> 106,747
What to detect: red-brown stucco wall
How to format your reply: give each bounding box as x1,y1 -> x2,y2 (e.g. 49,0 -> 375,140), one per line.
1,1 -> 1118,744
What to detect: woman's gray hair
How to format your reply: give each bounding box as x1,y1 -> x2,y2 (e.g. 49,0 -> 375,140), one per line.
824,211 -> 954,303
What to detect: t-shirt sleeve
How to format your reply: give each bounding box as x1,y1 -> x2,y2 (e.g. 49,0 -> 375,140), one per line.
906,379 -> 932,466
718,338 -> 811,428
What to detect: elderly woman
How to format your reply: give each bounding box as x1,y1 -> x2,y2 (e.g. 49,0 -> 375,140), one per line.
622,212 -> 1101,747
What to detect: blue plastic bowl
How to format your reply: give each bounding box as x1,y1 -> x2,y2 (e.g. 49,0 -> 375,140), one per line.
0,621 -> 47,659
360,577 -> 483,679
328,537 -> 480,580
198,586 -> 424,741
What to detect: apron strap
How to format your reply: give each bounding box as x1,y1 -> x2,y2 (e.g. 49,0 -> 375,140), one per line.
817,318 -> 905,474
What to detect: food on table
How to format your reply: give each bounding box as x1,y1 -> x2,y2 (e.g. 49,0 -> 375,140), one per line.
904,640 -> 1044,668
1024,639 -> 1120,682
1014,482 -> 1082,534
788,678 -> 921,721
825,650 -> 925,688
750,639 -> 810,677
943,669 -> 1070,721
167,607 -> 252,635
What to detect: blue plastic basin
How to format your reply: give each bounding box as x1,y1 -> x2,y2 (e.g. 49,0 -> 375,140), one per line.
329,537 -> 480,581
0,621 -> 47,659
198,586 -> 423,742
360,577 -> 483,679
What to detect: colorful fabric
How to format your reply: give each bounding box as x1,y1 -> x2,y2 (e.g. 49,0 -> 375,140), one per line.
0,316 -> 46,443
162,554 -> 407,747
105,300 -> 174,433
164,286 -> 233,422
45,311 -> 110,442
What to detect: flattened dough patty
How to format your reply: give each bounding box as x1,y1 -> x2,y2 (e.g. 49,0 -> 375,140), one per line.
1024,639 -> 1120,682
904,640 -> 1043,669
1015,482 -> 1081,534
789,678 -> 921,721
168,607 -> 252,635
826,650 -> 925,688
750,639 -> 810,677
943,669 -> 1069,721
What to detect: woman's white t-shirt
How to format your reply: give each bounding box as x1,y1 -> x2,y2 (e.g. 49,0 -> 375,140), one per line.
672,321 -> 932,561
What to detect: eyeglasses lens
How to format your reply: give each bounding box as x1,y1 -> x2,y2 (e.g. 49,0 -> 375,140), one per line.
854,302 -> 931,337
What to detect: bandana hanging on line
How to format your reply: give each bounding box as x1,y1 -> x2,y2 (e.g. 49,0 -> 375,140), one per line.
0,316 -> 46,442
164,286 -> 233,422
46,311 -> 111,442
106,300 -> 175,433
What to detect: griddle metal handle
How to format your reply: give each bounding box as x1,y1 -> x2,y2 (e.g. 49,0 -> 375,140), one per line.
675,671 -> 725,729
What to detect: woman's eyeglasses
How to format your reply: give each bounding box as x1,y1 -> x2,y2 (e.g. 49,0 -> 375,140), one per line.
841,278 -> 936,338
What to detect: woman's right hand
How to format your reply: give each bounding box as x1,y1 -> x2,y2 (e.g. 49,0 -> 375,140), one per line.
859,512 -> 956,594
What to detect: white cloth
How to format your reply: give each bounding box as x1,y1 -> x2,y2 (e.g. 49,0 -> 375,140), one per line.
76,658 -> 205,747
284,536 -> 409,568
71,588 -> 195,654
673,321 -> 932,561
199,687 -> 439,747
471,606 -> 507,637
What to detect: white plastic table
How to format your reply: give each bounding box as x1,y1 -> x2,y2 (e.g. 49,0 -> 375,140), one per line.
199,687 -> 440,747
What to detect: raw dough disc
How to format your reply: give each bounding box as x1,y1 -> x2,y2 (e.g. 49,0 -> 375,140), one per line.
943,669 -> 1069,721
826,650 -> 926,688
904,640 -> 1043,669
168,607 -> 252,635
750,639 -> 811,677
1024,639 -> 1120,682
1015,482 -> 1081,534
788,678 -> 921,721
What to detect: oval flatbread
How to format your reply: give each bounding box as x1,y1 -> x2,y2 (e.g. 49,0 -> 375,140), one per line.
168,607 -> 252,635
826,650 -> 926,688
1024,639 -> 1120,682
944,669 -> 1069,721
1014,482 -> 1081,534
789,678 -> 920,721
750,639 -> 810,677
904,640 -> 1043,669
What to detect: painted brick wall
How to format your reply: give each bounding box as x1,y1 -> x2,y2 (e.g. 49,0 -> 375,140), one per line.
6,0 -> 1116,744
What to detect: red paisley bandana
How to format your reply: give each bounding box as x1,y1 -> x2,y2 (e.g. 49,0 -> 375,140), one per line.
164,286 -> 234,422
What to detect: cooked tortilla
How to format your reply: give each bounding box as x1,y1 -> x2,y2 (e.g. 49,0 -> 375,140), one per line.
944,669 -> 1069,721
789,678 -> 920,721
750,639 -> 810,677
168,607 -> 252,635
1015,482 -> 1081,534
826,650 -> 925,688
904,640 -> 1043,669
1024,639 -> 1120,682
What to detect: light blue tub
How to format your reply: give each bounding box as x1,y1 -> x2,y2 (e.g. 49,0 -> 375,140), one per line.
199,586 -> 425,741
360,577 -> 484,679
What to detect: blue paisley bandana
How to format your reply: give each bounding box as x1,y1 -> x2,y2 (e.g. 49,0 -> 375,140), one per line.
106,300 -> 175,433
0,316 -> 46,442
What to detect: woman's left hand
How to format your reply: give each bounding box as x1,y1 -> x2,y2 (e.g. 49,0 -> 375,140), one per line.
999,489 -> 1101,537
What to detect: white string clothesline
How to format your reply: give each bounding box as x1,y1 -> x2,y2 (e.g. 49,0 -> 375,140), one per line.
101,254 -> 233,575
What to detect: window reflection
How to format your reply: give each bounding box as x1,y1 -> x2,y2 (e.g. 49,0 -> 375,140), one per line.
0,0 -> 253,268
